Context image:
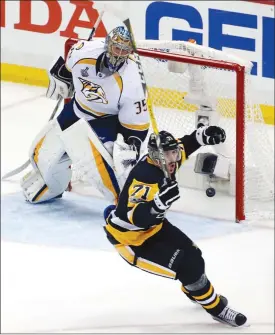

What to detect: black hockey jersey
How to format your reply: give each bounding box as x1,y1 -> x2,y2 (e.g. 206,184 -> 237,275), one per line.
104,130 -> 201,246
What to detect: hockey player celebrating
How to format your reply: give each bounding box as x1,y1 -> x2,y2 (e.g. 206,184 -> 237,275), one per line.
20,26 -> 149,204
103,126 -> 248,327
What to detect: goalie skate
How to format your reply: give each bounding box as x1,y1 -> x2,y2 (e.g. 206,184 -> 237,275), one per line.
212,306 -> 248,327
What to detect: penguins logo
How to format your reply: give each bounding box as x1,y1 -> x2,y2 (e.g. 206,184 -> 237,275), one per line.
78,77 -> 108,104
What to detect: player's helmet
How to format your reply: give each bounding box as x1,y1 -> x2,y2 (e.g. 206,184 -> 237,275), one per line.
104,26 -> 133,72
148,131 -> 181,168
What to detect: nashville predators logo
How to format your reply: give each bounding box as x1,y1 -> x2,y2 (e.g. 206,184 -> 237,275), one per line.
78,77 -> 108,104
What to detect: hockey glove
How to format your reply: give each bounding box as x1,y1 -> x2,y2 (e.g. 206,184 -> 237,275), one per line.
113,134 -> 139,189
196,126 -> 226,146
114,134 -> 138,168
153,178 -> 180,212
127,136 -> 142,159
46,56 -> 74,100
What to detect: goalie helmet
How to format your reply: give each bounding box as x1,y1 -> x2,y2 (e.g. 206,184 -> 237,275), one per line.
104,26 -> 133,72
148,131 -> 181,172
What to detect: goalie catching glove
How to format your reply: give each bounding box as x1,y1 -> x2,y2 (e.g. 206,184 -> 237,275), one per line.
196,126 -> 226,146
152,178 -> 180,213
46,56 -> 74,100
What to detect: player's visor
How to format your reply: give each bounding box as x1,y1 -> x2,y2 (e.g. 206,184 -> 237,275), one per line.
163,148 -> 181,164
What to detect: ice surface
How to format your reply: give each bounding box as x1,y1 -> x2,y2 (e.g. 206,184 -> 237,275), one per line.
1,231 -> 274,333
1,82 -> 274,333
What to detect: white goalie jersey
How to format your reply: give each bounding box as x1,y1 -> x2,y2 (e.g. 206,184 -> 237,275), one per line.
66,39 -> 150,133
20,36 -> 151,205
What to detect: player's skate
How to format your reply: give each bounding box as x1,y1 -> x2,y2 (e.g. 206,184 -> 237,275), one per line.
212,306 -> 248,327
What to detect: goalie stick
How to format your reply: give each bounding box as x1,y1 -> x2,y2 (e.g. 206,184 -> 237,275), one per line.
2,10 -> 105,181
123,21 -> 170,179
2,96 -> 63,180
93,2 -> 171,179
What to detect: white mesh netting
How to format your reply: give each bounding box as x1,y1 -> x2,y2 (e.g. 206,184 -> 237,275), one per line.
69,39 -> 274,221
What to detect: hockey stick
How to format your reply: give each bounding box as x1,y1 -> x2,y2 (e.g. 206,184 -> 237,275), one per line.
87,10 -> 105,41
124,23 -> 170,179
1,96 -> 63,180
93,2 -> 170,179
2,10 -> 105,181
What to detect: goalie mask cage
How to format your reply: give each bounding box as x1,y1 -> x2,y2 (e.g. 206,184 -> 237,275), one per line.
64,38 -> 274,223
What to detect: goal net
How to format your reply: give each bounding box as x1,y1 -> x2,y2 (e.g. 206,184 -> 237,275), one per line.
64,38 -> 274,223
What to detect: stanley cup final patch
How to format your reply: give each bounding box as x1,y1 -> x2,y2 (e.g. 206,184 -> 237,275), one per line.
81,67 -> 89,77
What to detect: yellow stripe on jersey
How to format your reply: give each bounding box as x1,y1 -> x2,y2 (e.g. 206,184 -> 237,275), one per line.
136,257 -> 176,279
115,244 -> 135,264
33,136 -> 46,164
180,147 -> 187,164
114,243 -> 176,278
146,156 -> 157,166
76,97 -> 108,117
105,222 -> 163,246
181,285 -> 189,294
73,58 -> 97,68
113,72 -> 123,102
120,122 -> 150,131
89,140 -> 118,200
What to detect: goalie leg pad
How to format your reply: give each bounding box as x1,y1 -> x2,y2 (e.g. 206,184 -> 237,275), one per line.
60,119 -> 120,202
21,167 -> 70,203
22,119 -> 72,203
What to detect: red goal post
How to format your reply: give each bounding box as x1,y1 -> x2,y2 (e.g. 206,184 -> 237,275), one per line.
137,48 -> 246,222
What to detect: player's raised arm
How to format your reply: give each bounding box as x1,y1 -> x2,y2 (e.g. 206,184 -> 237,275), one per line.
179,125 -> 226,158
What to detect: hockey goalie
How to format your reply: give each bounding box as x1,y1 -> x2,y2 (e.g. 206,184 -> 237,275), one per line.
20,26 -> 150,204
